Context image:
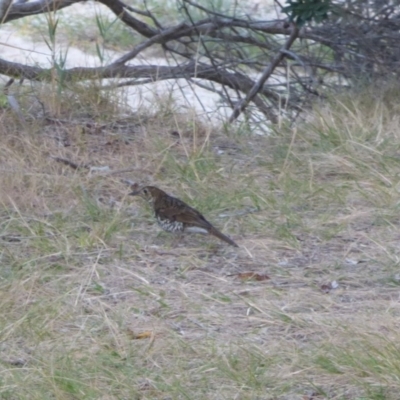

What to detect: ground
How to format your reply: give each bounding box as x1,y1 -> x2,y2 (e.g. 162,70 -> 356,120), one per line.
0,83 -> 400,399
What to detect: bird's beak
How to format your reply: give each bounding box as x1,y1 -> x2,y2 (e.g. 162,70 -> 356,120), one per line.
129,190 -> 140,196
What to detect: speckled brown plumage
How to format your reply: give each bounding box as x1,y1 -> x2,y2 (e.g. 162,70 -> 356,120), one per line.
130,186 -> 238,247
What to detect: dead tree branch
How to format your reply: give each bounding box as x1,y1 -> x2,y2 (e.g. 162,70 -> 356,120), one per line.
1,0 -> 398,125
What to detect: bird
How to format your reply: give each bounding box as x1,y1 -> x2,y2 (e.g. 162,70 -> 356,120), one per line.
130,186 -> 238,247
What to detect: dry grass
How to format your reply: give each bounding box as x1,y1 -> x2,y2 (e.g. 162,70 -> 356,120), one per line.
1,82 -> 400,399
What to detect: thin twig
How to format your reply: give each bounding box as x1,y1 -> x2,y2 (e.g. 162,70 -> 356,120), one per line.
228,24 -> 299,123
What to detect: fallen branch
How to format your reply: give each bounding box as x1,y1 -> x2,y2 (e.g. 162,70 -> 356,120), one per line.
51,156 -> 90,170
0,59 -> 292,111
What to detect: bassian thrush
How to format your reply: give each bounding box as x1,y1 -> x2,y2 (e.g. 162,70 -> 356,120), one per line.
130,186 -> 238,247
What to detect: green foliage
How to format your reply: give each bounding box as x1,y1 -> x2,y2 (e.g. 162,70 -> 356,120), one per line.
282,0 -> 331,26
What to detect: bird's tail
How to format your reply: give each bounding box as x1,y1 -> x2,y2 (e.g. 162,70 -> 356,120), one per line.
209,227 -> 238,247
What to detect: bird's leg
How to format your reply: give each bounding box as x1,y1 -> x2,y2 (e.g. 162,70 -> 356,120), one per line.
170,232 -> 184,248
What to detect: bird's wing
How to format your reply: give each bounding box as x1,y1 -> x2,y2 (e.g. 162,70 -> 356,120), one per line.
157,205 -> 212,230
157,201 -> 238,247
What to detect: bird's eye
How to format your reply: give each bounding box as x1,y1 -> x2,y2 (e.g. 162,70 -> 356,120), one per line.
143,188 -> 148,195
